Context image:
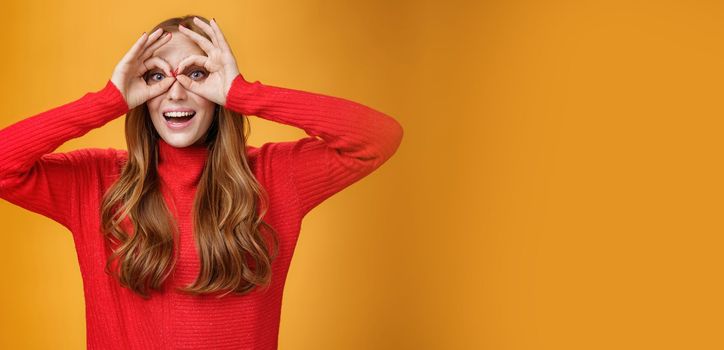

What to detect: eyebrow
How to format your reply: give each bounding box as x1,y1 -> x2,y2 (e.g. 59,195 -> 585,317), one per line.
181,64 -> 207,71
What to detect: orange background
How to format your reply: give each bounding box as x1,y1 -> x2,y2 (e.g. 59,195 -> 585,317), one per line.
2,0 -> 723,349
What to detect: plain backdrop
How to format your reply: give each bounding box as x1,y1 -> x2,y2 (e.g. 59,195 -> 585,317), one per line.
1,0 -> 724,349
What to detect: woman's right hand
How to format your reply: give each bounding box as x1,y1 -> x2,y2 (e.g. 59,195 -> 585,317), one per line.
111,28 -> 175,109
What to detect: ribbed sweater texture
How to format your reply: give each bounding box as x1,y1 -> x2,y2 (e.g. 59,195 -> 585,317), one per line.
0,74 -> 403,349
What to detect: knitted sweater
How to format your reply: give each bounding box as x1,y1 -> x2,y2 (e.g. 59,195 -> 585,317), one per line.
0,74 -> 403,349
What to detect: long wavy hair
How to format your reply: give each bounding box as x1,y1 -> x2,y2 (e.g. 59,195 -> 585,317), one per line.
99,15 -> 279,300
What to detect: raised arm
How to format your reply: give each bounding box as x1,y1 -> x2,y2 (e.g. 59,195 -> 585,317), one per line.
0,82 -> 129,229
224,74 -> 404,217
0,28 -> 176,229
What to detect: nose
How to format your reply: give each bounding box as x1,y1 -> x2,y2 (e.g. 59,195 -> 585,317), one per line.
166,79 -> 187,100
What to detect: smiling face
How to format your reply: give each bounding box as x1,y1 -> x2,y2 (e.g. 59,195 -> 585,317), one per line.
146,31 -> 215,148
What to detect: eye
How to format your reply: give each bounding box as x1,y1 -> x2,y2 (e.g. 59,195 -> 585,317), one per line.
145,71 -> 166,83
189,69 -> 207,80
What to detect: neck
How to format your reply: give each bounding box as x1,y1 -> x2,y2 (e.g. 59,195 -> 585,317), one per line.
156,138 -> 210,188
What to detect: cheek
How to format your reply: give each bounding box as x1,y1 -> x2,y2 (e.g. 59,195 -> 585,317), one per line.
146,97 -> 163,114
193,99 -> 217,121
192,97 -> 216,114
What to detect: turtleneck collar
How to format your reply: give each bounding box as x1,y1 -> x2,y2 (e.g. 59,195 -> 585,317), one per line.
156,138 -> 210,188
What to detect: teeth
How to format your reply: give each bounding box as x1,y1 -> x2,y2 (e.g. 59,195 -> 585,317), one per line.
163,111 -> 195,118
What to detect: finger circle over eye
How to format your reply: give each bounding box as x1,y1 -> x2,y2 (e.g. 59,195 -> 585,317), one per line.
143,56 -> 173,77
176,54 -> 209,76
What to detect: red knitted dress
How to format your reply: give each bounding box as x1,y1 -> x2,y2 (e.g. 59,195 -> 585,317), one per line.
0,74 -> 403,349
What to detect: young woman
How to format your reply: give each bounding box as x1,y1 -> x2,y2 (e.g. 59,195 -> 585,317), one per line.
0,15 -> 403,349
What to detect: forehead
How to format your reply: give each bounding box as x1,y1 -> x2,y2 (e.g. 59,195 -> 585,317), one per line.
150,32 -> 205,66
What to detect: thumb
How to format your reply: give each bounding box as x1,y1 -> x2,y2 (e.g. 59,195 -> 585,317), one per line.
176,74 -> 195,91
148,76 -> 176,99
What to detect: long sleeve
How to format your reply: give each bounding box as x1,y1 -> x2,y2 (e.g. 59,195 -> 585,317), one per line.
0,80 -> 130,229
224,74 -> 404,218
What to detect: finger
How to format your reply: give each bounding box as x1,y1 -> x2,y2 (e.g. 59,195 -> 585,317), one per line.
209,18 -> 232,53
137,56 -> 173,78
142,28 -> 164,51
175,74 -> 198,92
176,54 -> 208,75
121,32 -> 149,63
177,24 -> 215,53
192,17 -> 219,47
144,56 -> 173,76
130,28 -> 164,65
140,31 -> 173,61
148,74 -> 176,98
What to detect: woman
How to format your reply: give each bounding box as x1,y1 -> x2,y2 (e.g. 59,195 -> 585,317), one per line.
0,15 -> 403,349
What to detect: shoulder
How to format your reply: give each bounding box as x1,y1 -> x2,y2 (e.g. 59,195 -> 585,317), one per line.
40,147 -> 119,166
244,141 -> 297,185
245,144 -> 260,157
43,148 -> 127,181
245,141 -> 297,171
110,148 -> 128,167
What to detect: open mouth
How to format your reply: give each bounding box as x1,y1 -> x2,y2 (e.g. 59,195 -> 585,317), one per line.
163,111 -> 196,123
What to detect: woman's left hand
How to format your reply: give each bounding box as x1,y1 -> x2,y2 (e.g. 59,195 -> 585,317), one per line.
175,17 -> 240,106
